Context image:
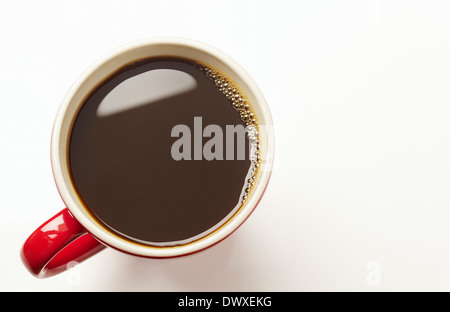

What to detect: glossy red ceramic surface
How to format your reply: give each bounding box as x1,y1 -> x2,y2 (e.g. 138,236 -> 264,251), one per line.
21,208 -> 105,278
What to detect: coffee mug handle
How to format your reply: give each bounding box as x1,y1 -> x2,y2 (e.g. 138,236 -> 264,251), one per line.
21,208 -> 106,278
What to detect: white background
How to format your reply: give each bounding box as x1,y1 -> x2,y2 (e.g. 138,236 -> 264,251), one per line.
2,0 -> 450,291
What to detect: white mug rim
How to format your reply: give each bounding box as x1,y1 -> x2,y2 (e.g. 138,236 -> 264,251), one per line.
51,37 -> 274,258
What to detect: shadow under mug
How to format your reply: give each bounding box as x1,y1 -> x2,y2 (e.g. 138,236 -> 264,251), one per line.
21,37 -> 274,278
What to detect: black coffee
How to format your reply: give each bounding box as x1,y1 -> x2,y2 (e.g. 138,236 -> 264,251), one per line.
69,57 -> 260,246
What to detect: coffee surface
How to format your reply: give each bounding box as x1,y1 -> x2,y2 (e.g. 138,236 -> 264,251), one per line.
69,57 -> 253,245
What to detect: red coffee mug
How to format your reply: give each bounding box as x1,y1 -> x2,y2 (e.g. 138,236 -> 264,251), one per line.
21,38 -> 274,278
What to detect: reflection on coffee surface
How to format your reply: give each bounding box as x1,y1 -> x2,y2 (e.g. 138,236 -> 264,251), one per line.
69,57 -> 260,246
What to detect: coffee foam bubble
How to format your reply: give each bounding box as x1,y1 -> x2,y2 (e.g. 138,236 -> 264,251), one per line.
196,62 -> 261,204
